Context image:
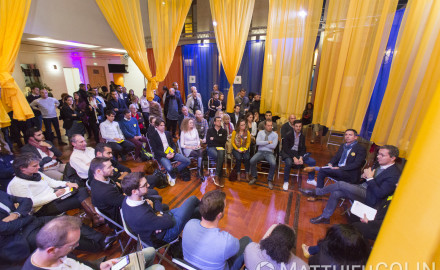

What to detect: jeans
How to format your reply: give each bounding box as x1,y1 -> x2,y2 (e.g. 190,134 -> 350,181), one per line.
43,117 -> 62,142
108,140 -> 135,158
316,181 -> 367,218
35,187 -> 89,216
160,153 -> 191,178
250,151 -> 276,181
163,196 -> 200,243
207,147 -> 225,177
232,149 -> 250,173
227,236 -> 252,270
283,156 -> 316,182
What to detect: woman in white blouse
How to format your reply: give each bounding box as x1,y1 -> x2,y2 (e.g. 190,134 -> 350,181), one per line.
180,118 -> 204,181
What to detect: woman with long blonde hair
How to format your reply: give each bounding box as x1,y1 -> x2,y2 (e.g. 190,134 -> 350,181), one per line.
180,118 -> 204,181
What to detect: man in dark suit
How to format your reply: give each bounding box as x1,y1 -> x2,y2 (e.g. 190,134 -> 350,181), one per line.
149,118 -> 190,186
178,106 -> 195,128
89,156 -> 165,223
20,127 -> 65,180
280,114 -> 296,139
75,83 -> 89,103
300,145 -> 401,224
117,85 -> 130,106
306,129 -> 367,188
26,86 -> 42,130
228,105 -> 242,127
107,90 -> 128,121
281,120 -> 316,190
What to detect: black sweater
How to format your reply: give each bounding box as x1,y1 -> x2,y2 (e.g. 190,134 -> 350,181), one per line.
206,127 -> 227,148
122,197 -> 175,246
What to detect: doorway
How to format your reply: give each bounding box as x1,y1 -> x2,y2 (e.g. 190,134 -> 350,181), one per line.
63,68 -> 81,96
87,66 -> 107,89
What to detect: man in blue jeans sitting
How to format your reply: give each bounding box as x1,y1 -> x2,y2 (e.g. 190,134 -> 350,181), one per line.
249,120 -> 278,190
206,116 -> 228,188
281,120 -> 316,190
121,172 -> 200,247
149,118 -> 191,186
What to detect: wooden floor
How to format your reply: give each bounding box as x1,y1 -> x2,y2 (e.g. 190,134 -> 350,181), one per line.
25,132 -> 353,268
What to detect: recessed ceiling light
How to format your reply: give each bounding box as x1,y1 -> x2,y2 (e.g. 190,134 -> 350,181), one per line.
101,48 -> 127,53
28,37 -> 99,48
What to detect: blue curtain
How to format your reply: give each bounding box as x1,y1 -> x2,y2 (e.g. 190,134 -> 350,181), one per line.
182,40 -> 265,108
359,9 -> 405,140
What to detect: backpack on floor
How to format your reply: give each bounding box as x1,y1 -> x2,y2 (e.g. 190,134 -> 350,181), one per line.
139,147 -> 153,161
152,169 -> 169,189
180,168 -> 191,182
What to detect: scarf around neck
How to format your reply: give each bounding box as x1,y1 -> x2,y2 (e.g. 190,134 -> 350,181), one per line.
28,137 -> 55,159
16,171 -> 42,182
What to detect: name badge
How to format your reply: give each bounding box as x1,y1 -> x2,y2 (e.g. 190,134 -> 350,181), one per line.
134,124 -> 137,127
219,134 -> 222,136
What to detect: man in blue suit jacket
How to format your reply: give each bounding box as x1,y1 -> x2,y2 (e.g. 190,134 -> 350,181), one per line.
300,145 -> 401,224
308,129 -> 367,188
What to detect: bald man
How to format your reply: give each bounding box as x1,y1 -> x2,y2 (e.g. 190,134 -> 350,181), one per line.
281,114 -> 297,139
186,86 -> 204,114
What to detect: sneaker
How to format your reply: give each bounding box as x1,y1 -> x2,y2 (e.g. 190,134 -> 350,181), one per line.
248,178 -> 257,185
307,179 -> 317,186
283,182 -> 289,191
268,181 -> 274,190
167,173 -> 176,187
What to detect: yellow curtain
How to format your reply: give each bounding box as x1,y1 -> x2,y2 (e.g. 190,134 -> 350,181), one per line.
313,0 -> 398,131
209,0 -> 255,113
148,0 -> 192,86
370,0 -> 440,157
96,0 -> 156,100
366,79 -> 440,270
0,0 -> 34,127
260,0 -> 323,121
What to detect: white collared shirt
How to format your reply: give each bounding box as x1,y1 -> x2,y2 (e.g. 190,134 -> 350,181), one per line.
156,129 -> 170,151
70,147 -> 95,179
126,197 -> 145,207
99,120 -> 125,142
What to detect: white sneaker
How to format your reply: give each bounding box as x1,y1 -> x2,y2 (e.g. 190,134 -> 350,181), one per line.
283,182 -> 289,191
167,173 -> 176,187
307,179 -> 317,186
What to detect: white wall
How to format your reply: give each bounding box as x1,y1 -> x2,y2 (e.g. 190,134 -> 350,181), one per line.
123,57 -> 147,98
12,51 -> 121,99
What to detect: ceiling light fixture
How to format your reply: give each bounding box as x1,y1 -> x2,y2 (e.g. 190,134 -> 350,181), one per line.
101,48 -> 127,53
28,37 -> 99,48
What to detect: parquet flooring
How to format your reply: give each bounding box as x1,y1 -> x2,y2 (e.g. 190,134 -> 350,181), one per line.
20,132 -> 355,268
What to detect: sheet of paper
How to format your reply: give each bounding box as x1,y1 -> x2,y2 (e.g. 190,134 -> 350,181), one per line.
350,200 -> 377,220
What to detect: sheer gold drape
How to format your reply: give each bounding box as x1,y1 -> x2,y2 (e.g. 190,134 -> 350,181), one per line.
148,0 -> 192,88
260,0 -> 323,120
370,0 -> 440,157
313,0 -> 398,131
96,0 -> 155,99
209,0 -> 255,113
0,0 -> 34,127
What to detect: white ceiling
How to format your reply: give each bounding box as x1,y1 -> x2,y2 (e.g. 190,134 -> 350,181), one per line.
23,0 -> 151,49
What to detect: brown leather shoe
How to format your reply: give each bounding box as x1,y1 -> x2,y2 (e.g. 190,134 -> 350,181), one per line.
213,176 -> 224,188
81,197 -> 105,227
303,166 -> 317,173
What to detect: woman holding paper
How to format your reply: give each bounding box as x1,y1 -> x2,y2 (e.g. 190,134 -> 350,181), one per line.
180,118 -> 204,181
231,119 -> 251,181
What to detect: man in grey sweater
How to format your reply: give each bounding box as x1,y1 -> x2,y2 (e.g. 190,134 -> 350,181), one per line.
249,120 -> 278,189
30,89 -> 66,145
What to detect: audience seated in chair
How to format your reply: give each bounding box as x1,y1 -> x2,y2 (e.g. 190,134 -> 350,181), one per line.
178,106 -> 195,128
119,109 -> 149,160
180,118 -> 204,181
69,134 -> 95,182
0,138 -> 14,191
22,216 -> 164,270
244,224 -> 308,270
89,157 -> 166,226
304,129 -> 367,190
258,111 -> 278,131
280,114 -> 296,139
99,109 -> 135,160
21,128 -> 65,181
121,172 -> 200,247
281,120 -> 316,190
300,145 -> 401,224
231,118 -> 251,181
149,118 -> 191,186
249,120 -> 278,190
194,110 -> 208,144
206,116 -> 228,187
0,191 -> 116,267
304,224 -> 370,269
228,104 -> 243,127
7,153 -> 104,227
183,190 -> 251,270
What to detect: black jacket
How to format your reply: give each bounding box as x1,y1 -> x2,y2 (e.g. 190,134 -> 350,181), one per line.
164,95 -> 183,118
20,141 -> 62,169
206,127 -> 227,148
329,142 -> 367,184
108,98 -> 128,121
149,130 -> 176,160
0,191 -> 34,236
60,105 -> 83,130
281,131 -> 306,159
280,122 -> 294,139
90,178 -> 125,225
228,112 -> 243,127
